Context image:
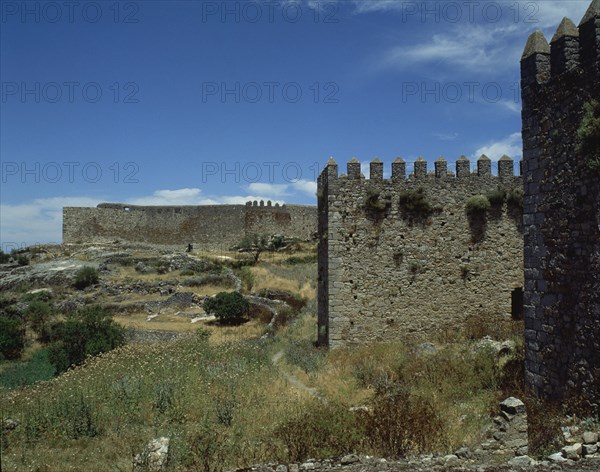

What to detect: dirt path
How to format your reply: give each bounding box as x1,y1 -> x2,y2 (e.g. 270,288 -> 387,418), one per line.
271,350 -> 327,402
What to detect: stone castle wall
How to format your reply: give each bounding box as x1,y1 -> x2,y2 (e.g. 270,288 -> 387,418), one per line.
63,202 -> 317,250
521,2 -> 600,407
317,156 -> 524,348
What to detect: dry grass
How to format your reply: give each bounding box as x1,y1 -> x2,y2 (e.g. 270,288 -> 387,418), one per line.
251,266 -> 315,300
185,284 -> 234,297
114,312 -> 200,332
0,243 -> 538,467
105,265 -> 182,283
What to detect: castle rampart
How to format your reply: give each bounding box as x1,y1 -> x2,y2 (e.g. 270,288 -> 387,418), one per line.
63,202 -> 317,250
521,2 -> 600,407
317,157 -> 524,347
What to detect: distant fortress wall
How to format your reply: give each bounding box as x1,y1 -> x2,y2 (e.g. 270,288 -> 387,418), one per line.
63,202 -> 317,250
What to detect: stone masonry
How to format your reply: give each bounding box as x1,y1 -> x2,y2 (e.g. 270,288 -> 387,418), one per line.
521,1 -> 600,408
317,156 -> 523,347
63,201 -> 317,250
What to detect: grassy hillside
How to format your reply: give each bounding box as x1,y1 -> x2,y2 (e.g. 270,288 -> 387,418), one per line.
0,243 -> 550,471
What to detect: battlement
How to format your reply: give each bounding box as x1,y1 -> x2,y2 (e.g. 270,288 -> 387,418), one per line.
319,155 -> 521,183
521,2 -> 599,86
245,200 -> 286,209
317,155 -> 524,348
521,0 -> 600,407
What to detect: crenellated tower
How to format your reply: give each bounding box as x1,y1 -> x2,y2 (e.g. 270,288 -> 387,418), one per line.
521,1 -> 600,408
317,157 -> 523,347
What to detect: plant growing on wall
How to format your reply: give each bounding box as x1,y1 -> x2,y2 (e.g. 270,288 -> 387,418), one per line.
466,195 -> 491,217
364,187 -> 391,212
485,188 -> 506,207
506,188 -> 524,209
398,188 -> 433,222
577,100 -> 600,170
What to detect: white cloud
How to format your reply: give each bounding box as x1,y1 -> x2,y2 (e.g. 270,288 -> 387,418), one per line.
291,179 -> 318,196
247,182 -> 290,197
0,183 -> 318,247
532,1 -> 589,29
127,188 -> 208,206
474,132 -> 522,161
381,23 -> 521,73
0,196 -> 104,250
498,99 -> 521,115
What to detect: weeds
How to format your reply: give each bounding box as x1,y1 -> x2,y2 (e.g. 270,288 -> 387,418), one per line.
284,339 -> 324,374
276,400 -> 365,461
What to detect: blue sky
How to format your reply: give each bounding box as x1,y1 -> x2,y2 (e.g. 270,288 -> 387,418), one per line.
0,0 -> 591,248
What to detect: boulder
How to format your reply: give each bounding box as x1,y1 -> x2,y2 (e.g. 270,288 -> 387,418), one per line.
340,453 -> 359,465
508,455 -> 534,467
133,437 -> 169,471
562,443 -> 582,460
583,443 -> 598,456
500,397 -> 526,415
583,431 -> 599,444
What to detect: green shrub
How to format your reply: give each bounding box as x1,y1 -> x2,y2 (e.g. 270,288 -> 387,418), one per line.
0,316 -> 25,360
577,100 -> 600,170
507,188 -> 524,208
364,187 -> 391,212
486,188 -> 506,207
236,234 -> 269,263
0,348 -> 56,389
73,266 -> 99,289
47,305 -> 125,373
235,266 -> 255,292
269,234 -> 286,250
0,250 -> 10,263
399,188 -> 433,220
16,254 -> 29,266
203,292 -> 249,325
466,195 -> 491,216
25,300 -> 55,342
56,391 -> 100,439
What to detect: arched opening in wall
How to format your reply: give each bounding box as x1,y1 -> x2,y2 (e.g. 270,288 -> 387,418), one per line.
511,287 -> 523,320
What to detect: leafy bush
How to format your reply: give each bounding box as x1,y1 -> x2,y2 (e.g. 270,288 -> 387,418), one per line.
577,100 -> 600,170
466,195 -> 491,216
16,254 -> 29,266
486,188 -> 506,207
0,348 -> 56,389
47,305 -> 125,373
507,188 -> 524,208
25,300 -> 55,342
269,234 -> 286,250
236,234 -> 269,263
203,292 -> 249,325
0,316 -> 25,360
364,187 -> 391,212
0,250 -> 10,263
73,266 -> 99,289
399,188 -> 433,220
